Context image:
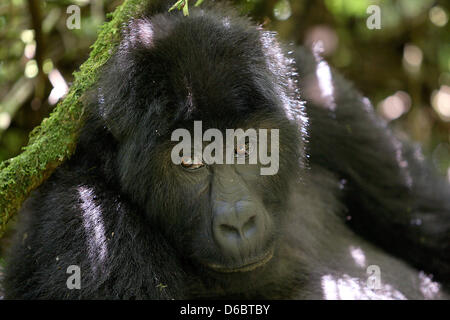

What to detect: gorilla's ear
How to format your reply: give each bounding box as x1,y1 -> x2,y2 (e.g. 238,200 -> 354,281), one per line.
79,88 -> 98,120
80,86 -> 122,140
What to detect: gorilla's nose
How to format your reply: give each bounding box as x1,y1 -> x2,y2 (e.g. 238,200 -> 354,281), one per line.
212,200 -> 264,255
219,214 -> 257,241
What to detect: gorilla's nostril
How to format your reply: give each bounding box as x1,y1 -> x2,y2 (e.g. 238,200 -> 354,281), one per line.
220,224 -> 240,240
242,216 -> 257,238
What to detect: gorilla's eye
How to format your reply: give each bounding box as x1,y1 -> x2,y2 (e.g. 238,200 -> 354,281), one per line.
235,142 -> 254,158
181,156 -> 205,170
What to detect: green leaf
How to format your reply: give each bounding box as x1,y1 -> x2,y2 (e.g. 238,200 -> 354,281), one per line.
169,0 -> 183,12
195,0 -> 205,7
183,0 -> 189,16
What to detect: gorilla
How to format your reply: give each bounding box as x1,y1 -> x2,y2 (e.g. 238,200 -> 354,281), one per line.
3,0 -> 450,299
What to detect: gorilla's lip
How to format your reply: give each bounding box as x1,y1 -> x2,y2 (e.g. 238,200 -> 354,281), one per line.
206,247 -> 274,273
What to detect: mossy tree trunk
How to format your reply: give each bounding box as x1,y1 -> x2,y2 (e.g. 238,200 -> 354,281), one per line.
0,0 -> 147,238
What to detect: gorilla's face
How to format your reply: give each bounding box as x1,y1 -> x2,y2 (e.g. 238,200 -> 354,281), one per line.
99,13 -> 305,280
116,112 -> 302,275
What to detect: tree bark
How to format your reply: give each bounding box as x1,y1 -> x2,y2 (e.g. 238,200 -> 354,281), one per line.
0,0 -> 146,238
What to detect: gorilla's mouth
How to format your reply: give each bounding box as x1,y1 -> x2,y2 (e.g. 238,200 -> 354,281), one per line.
206,247 -> 274,273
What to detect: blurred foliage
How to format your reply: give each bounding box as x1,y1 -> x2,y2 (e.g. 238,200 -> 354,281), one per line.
241,0 -> 450,177
0,0 -> 449,173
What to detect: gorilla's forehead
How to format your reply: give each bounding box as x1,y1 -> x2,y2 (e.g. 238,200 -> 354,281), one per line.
128,13 -> 283,123
167,111 -> 290,135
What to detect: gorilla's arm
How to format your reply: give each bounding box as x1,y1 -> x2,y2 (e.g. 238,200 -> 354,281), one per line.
294,47 -> 450,284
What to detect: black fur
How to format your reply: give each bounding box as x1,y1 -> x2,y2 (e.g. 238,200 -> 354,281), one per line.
3,0 -> 449,299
